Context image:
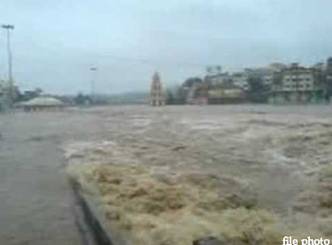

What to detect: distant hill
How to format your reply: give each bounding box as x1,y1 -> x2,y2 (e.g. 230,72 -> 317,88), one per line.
99,91 -> 149,105
46,91 -> 149,105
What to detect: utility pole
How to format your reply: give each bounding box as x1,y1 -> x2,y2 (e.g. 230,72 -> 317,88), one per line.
90,67 -> 97,103
2,24 -> 15,106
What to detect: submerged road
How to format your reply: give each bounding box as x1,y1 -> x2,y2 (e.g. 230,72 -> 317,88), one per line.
0,109 -> 106,245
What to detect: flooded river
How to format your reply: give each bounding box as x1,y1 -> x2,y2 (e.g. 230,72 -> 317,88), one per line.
1,105 -> 332,244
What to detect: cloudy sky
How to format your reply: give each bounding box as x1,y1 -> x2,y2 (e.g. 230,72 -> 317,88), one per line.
0,0 -> 332,94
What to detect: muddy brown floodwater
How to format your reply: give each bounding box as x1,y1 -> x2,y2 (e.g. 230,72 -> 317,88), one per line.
1,105 -> 332,244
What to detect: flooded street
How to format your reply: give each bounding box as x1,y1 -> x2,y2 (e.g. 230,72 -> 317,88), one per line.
1,105 -> 332,244
0,109 -> 105,245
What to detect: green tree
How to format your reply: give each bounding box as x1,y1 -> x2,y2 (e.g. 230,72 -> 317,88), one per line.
247,75 -> 268,103
182,77 -> 203,88
166,89 -> 175,105
74,93 -> 91,106
175,86 -> 187,104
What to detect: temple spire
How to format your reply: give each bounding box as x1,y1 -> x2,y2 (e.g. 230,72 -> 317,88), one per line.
150,72 -> 165,106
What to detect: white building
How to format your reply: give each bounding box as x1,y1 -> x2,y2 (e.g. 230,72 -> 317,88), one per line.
269,63 -> 326,104
231,72 -> 249,90
205,73 -> 231,86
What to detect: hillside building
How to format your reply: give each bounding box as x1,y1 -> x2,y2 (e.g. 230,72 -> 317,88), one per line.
208,83 -> 246,104
269,63 -> 327,104
231,72 -> 249,91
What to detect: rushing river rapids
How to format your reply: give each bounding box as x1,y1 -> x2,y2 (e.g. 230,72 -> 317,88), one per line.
0,105 -> 331,245
64,105 -> 332,245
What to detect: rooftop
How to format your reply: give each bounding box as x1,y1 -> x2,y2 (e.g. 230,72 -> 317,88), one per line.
21,97 -> 64,107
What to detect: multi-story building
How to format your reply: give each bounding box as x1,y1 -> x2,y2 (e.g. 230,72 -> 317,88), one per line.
231,72 -> 249,91
205,72 -> 231,86
269,63 -> 327,104
244,68 -> 270,85
150,72 -> 165,106
228,64 -> 285,91
183,69 -> 245,104
326,57 -> 332,96
208,83 -> 246,104
245,63 -> 286,88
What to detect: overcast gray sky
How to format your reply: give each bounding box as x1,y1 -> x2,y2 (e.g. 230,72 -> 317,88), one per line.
1,0 -> 332,94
